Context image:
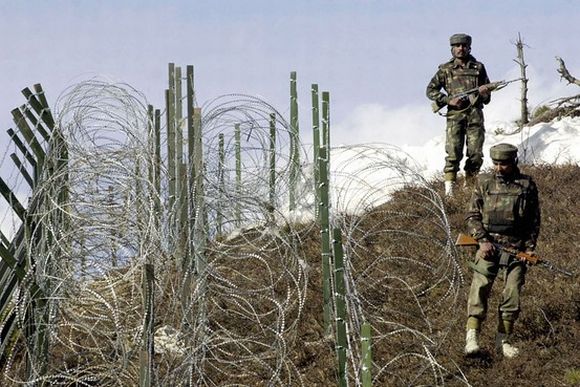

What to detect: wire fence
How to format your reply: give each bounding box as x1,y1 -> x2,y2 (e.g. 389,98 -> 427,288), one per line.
0,80 -> 466,386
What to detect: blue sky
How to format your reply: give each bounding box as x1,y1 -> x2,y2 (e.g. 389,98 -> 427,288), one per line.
1,0 -> 579,149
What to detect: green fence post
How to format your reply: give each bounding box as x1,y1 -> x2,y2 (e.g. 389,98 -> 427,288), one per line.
333,228 -> 348,387
311,84 -> 320,217
11,108 -> 45,166
361,322 -> 372,387
217,133 -> 225,235
21,84 -> 55,131
139,263 -> 155,387
175,66 -> 189,264
318,146 -> 332,336
20,105 -> 50,143
175,66 -> 184,251
166,86 -> 176,224
181,71 -> 196,337
235,123 -> 242,226
154,109 -> 161,225
322,91 -> 330,162
0,178 -> 26,222
186,65 -> 195,272
269,113 -> 276,211
9,154 -> 33,188
147,104 -> 155,194
289,71 -> 299,211
192,107 -> 203,252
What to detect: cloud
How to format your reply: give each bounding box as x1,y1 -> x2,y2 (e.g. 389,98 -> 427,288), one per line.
332,103 -> 441,148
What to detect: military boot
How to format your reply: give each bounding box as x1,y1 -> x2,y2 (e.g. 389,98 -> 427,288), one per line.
495,333 -> 519,358
444,172 -> 456,197
464,329 -> 480,355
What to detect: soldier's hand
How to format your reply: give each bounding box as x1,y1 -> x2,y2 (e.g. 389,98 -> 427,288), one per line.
478,85 -> 491,97
448,96 -> 464,107
522,250 -> 537,265
478,241 -> 495,259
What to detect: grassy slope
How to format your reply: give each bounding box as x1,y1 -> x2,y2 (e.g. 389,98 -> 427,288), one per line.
295,164 -> 579,386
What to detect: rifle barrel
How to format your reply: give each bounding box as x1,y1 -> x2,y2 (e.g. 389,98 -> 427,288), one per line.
539,261 -> 573,277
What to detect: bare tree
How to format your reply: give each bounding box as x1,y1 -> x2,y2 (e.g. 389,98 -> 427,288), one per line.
529,57 -> 580,124
550,57 -> 580,113
514,33 -> 530,126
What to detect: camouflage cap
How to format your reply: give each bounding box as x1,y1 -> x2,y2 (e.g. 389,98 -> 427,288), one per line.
449,33 -> 472,46
490,143 -> 518,162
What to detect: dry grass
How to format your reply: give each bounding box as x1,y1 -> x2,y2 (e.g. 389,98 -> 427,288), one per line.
1,164 -> 577,386
289,163 -> 579,386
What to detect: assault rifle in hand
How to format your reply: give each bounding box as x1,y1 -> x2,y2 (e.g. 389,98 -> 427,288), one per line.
432,78 -> 524,113
455,233 -> 573,277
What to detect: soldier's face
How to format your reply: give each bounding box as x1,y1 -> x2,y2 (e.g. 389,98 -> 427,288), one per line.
451,44 -> 471,59
493,161 -> 515,176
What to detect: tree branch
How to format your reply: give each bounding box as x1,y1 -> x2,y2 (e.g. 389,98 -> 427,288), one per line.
556,56 -> 580,86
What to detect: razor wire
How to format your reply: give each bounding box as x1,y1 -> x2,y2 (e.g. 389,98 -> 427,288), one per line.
0,80 -> 467,386
327,145 -> 467,386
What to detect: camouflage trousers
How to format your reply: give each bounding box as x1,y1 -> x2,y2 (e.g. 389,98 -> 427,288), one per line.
467,249 -> 526,324
444,107 -> 485,180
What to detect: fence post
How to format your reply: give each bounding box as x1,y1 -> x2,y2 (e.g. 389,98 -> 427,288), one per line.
186,65 -> 195,271
269,113 -> 276,211
166,88 -> 176,235
217,133 -> 225,235
321,91 -> 330,162
361,322 -> 372,387
11,108 -> 45,166
311,84 -> 320,217
192,107 -> 203,256
7,129 -> 38,184
139,263 -> 155,387
333,227 -> 348,387
235,123 -> 242,226
289,71 -> 299,211
21,84 -> 55,132
175,66 -> 188,262
318,146 -> 332,336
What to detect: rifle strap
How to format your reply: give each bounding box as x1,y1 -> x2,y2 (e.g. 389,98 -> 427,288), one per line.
468,258 -> 498,278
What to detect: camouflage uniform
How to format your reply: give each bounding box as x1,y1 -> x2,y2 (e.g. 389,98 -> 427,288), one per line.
426,42 -> 491,182
465,148 -> 541,333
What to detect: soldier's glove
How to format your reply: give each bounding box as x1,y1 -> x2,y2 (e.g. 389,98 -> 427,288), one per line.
478,241 -> 495,260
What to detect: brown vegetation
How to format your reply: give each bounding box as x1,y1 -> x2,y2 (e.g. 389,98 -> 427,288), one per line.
289,163 -> 579,386
2,164 -> 577,386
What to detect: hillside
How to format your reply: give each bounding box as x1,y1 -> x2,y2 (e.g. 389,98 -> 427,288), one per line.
291,163 -> 579,386
1,161 -> 578,386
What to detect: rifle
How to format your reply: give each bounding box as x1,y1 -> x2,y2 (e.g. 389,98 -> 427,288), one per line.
455,233 -> 573,277
432,78 -> 523,113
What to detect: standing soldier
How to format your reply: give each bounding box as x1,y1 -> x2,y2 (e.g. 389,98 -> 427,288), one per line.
426,33 -> 492,196
464,143 -> 541,358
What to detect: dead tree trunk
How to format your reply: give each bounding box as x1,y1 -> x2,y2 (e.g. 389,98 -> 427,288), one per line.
514,33 -> 529,127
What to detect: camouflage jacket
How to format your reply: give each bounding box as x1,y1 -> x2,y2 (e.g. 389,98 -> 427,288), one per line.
466,168 -> 541,251
426,55 -> 491,111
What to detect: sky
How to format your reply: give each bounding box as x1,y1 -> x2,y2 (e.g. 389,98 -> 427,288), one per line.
1,0 -> 580,237
1,0 -> 580,152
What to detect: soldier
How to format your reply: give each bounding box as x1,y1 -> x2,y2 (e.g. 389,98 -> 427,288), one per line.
426,33 -> 492,196
464,143 -> 541,358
